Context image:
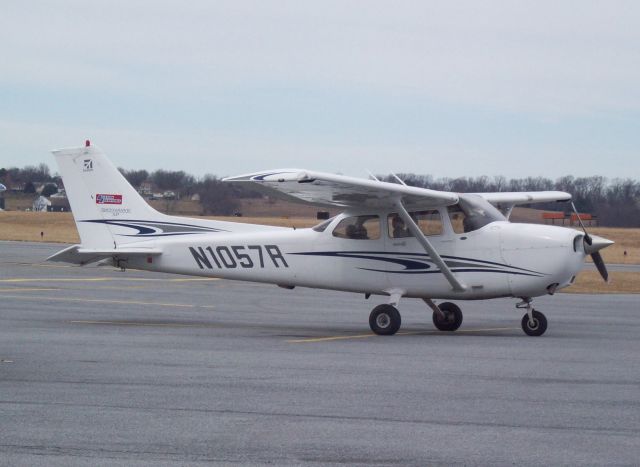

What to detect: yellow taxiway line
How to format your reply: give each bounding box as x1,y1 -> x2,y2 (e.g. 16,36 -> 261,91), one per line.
287,333 -> 382,343
0,294 -> 215,309
287,327 -> 519,343
0,285 -> 151,292
0,277 -> 219,283
69,320 -> 215,328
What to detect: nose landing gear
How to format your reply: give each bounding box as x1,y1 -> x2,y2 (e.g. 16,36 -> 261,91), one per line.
517,298 -> 547,336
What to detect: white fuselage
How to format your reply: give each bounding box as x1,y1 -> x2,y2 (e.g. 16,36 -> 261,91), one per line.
123,212 -> 586,301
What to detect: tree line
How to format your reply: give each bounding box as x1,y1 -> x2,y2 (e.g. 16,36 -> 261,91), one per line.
118,168 -> 262,216
387,174 -> 640,227
1,164 -> 638,226
0,164 -> 59,196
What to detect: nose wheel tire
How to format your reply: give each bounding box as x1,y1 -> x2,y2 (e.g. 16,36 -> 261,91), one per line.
369,304 -> 401,336
432,302 -> 463,331
521,309 -> 547,336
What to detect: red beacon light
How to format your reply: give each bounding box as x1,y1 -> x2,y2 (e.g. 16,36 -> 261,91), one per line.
85,139 -> 91,147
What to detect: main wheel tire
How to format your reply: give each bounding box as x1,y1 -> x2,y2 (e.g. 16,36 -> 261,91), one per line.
369,304 -> 401,336
521,309 -> 547,336
432,302 -> 463,331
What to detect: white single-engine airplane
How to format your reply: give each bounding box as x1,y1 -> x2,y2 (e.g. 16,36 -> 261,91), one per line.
49,141 -> 613,336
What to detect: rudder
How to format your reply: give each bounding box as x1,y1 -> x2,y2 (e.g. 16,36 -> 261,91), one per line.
53,142 -> 163,249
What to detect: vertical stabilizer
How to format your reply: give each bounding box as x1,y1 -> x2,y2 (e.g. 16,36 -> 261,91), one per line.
53,143 -> 163,249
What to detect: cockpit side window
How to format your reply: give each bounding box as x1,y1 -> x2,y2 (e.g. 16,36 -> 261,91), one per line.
388,210 -> 443,238
448,205 -> 467,234
448,194 -> 506,233
332,215 -> 381,240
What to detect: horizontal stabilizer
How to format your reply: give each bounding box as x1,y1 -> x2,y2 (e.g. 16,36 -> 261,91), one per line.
47,245 -> 162,265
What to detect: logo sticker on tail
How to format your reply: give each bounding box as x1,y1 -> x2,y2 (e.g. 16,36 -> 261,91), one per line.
96,194 -> 122,205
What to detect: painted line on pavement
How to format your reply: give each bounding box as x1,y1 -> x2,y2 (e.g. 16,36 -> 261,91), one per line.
0,277 -> 219,283
287,327 -> 519,343
70,320 -> 217,328
0,294 -> 215,309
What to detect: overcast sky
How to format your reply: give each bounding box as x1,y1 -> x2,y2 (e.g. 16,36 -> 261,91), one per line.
1,1 -> 639,180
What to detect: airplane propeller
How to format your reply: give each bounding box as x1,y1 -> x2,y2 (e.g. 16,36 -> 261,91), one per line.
570,202 -> 612,282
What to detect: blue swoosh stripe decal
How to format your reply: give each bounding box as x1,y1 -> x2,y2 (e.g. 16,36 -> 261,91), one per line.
290,251 -> 545,277
81,219 -> 228,237
251,171 -> 294,181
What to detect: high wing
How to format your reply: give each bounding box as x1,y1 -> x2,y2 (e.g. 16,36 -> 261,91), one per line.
223,169 -> 459,210
474,191 -> 572,206
473,191 -> 571,218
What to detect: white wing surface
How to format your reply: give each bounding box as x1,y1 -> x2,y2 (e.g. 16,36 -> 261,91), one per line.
224,169 -> 459,209
474,191 -> 571,205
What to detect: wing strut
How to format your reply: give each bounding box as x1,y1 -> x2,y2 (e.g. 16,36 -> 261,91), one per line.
394,200 -> 467,292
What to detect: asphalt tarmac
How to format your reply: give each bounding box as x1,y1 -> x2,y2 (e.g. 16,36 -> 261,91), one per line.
1,241 -> 639,466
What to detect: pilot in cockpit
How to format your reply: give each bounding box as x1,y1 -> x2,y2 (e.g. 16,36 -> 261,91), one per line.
391,215 -> 410,238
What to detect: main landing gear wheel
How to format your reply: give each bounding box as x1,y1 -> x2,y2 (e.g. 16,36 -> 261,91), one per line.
432,302 -> 463,332
369,304 -> 401,336
521,309 -> 547,336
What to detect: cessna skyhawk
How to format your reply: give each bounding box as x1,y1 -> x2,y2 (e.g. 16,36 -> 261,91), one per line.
48,142 -> 613,336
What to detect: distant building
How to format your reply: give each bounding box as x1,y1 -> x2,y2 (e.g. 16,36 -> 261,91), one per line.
32,196 -> 51,212
49,194 -> 70,212
10,182 -> 25,193
35,182 -> 58,194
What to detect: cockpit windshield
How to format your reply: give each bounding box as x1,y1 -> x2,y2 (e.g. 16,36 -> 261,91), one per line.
448,194 -> 506,233
312,216 -> 336,232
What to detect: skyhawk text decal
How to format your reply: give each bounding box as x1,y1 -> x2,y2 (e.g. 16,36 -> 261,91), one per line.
96,194 -> 123,205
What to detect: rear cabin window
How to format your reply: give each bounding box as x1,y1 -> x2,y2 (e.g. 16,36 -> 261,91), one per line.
332,215 -> 381,240
388,210 -> 443,238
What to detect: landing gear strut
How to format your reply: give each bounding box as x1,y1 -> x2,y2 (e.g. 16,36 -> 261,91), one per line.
517,298 -> 547,336
428,300 -> 463,331
369,304 -> 401,336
